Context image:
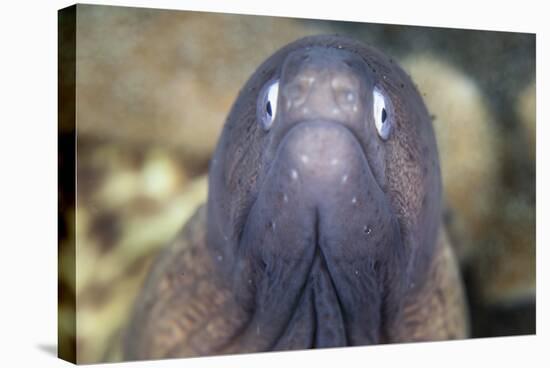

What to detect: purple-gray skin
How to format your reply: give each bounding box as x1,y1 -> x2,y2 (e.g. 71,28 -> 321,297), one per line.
124,35 -> 468,360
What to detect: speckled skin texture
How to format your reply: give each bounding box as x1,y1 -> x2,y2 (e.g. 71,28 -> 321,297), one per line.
124,35 -> 468,359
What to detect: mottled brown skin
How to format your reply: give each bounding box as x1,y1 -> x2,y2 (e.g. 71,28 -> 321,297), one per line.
124,35 -> 469,360
390,228 -> 468,341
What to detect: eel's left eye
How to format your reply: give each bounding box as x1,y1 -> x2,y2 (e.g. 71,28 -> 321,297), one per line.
373,86 -> 392,140
257,79 -> 279,131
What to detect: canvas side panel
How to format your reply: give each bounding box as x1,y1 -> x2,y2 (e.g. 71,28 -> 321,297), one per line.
58,4 -> 77,364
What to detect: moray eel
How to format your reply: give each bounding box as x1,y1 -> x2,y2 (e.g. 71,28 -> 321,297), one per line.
123,35 -> 468,359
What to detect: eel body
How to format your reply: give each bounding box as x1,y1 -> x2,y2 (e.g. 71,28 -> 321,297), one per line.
124,35 -> 469,359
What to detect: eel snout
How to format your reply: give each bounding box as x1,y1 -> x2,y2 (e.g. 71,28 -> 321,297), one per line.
234,118 -> 405,349
276,48 -> 369,136
275,120 -> 370,197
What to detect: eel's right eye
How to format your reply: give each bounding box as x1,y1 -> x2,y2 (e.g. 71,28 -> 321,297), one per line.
257,80 -> 279,131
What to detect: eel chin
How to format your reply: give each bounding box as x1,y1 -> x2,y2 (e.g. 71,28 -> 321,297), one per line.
233,120 -> 405,350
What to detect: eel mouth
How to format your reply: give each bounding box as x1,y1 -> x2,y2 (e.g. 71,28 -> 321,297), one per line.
270,209 -> 348,349
230,120 -> 402,351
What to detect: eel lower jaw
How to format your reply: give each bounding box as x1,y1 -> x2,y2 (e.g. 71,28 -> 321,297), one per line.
223,119 -> 402,351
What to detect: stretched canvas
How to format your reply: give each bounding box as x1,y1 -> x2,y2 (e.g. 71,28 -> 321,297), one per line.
58,4 -> 536,364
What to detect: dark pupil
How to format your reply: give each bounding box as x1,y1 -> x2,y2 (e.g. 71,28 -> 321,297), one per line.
266,100 -> 272,117
381,108 -> 387,123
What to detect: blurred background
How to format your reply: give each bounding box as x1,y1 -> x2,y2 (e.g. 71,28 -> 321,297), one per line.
58,4 -> 536,364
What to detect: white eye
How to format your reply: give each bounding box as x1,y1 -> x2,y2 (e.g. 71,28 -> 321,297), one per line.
257,80 -> 279,131
373,86 -> 392,140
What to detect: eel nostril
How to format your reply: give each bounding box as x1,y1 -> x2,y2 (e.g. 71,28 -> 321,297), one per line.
331,75 -> 360,113
331,75 -> 355,91
284,78 -> 312,109
335,89 -> 358,112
